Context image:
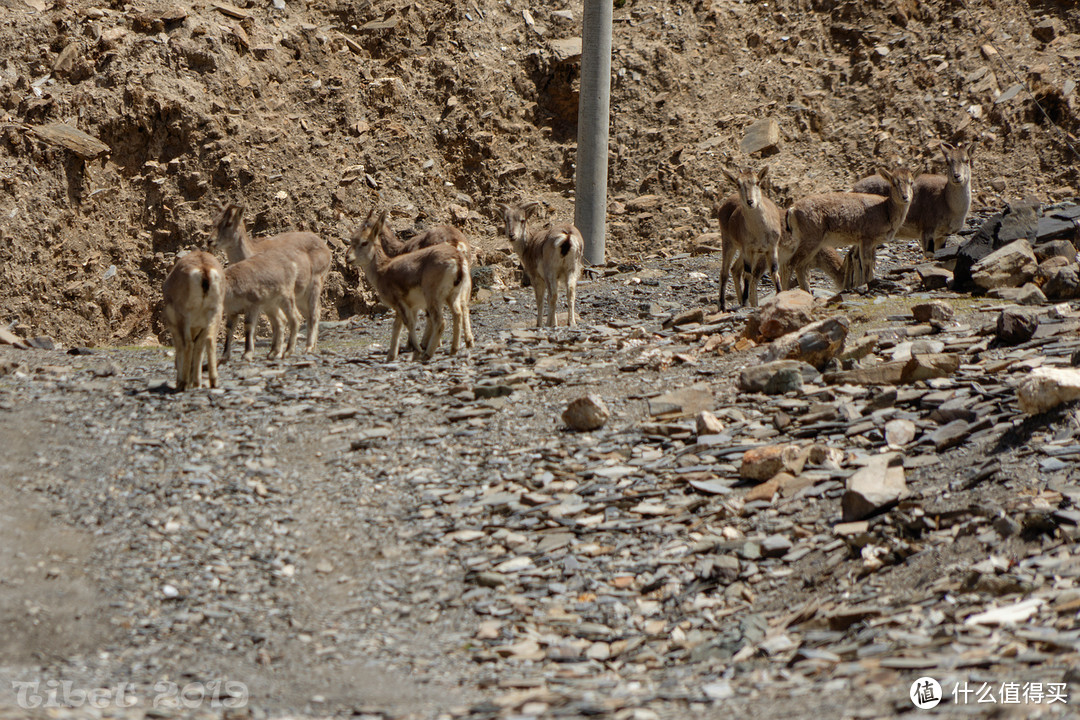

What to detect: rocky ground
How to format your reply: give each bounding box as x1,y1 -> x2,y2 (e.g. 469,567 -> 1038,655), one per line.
3,234 -> 1080,718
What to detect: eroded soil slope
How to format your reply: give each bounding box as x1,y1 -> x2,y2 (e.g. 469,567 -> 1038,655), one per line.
0,0 -> 1077,346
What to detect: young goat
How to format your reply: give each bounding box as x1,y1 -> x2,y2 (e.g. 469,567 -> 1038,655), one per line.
162,251 -> 225,390
346,210 -> 472,361
221,247 -> 303,361
853,141 -> 974,255
715,166 -> 785,310
787,166 -> 916,291
356,207 -> 475,346
210,204 -> 331,355
496,201 -> 584,327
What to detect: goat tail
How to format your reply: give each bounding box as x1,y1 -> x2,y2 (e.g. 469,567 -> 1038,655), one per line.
556,231 -> 574,257
454,254 -> 466,287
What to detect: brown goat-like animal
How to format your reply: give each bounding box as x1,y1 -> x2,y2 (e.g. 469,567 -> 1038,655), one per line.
497,201 -> 584,327
347,210 -> 473,361
162,251 -> 225,390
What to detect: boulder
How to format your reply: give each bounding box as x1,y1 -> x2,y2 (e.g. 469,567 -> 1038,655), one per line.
562,394 -> 610,431
995,307 -> 1039,345
971,239 -> 1038,290
953,199 -> 1040,292
1034,239 -> 1077,263
1017,367 -> 1080,415
1039,263 -> 1080,300
765,316 -> 849,369
748,290 -> 815,341
917,265 -> 953,290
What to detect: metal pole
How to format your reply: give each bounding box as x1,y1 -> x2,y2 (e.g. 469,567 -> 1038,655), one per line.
575,0 -> 612,266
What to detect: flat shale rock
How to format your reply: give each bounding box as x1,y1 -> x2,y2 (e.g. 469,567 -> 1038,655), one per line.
1017,367 -> 1080,415
648,383 -> 715,416
738,360 -> 819,394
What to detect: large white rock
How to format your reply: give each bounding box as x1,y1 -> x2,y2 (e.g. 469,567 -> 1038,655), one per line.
1017,367 -> 1080,415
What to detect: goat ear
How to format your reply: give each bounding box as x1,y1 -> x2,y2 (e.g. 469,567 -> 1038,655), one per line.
878,167 -> 894,183
496,202 -> 511,217
522,201 -> 542,218
722,169 -> 738,187
966,140 -> 977,159
376,209 -> 389,228
756,166 -> 769,184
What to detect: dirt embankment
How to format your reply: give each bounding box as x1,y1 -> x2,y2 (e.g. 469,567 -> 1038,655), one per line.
0,0 -> 1076,347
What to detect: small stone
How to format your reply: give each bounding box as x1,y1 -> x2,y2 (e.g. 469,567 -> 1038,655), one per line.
761,534 -> 793,558
1017,367 -> 1080,415
562,394 -> 610,431
702,680 -> 734,700
884,419 -> 917,448
740,444 -> 807,481
695,410 -> 724,437
911,300 -> 954,323
841,457 -> 908,522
